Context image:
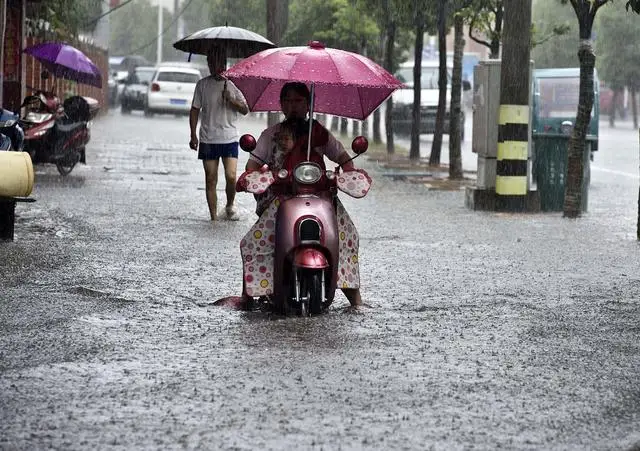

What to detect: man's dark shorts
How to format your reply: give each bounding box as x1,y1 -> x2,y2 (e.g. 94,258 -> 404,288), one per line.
198,142 -> 239,160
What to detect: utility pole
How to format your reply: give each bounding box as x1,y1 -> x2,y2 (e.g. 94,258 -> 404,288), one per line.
156,1 -> 163,64
496,0 -> 532,211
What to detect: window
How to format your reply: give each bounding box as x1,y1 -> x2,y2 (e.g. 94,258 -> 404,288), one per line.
156,71 -> 200,83
395,67 -> 451,89
135,69 -> 155,84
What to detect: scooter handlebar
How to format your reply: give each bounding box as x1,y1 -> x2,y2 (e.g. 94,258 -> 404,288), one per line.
237,167 -> 371,198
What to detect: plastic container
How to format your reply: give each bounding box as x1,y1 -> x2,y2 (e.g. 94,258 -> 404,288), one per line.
0,151 -> 35,197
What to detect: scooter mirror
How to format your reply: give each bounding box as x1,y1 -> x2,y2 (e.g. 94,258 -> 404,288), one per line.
239,134 -> 256,152
351,136 -> 368,155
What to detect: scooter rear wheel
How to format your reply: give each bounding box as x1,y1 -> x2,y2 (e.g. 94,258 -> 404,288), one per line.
55,150 -> 80,176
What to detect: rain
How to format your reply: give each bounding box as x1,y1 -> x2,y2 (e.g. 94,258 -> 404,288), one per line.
1,0 -> 640,450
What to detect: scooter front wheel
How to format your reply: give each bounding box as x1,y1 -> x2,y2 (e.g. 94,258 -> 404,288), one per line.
300,269 -> 324,316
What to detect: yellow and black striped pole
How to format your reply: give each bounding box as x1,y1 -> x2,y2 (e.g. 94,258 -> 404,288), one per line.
496,105 -> 528,201
497,0 -> 532,211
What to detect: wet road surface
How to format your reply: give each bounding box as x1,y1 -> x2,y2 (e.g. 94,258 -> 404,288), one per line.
1,110 -> 639,450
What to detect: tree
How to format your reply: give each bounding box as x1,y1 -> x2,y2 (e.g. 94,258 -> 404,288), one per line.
27,0 -> 103,40
449,11 -> 465,179
410,1 -> 427,161
465,0 -> 504,58
110,1 -> 177,62
428,0 -> 448,165
595,4 -> 640,128
561,0 -> 640,218
359,0 -> 414,153
531,0 -> 577,68
266,0 -> 289,127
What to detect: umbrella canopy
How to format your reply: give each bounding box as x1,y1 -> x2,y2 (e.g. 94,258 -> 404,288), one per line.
23,41 -> 102,88
222,41 -> 404,120
173,25 -> 276,58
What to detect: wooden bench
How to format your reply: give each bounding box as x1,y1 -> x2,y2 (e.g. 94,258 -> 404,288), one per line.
0,196 -> 36,241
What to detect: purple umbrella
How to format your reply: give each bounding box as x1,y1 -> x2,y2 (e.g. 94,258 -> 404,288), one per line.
23,41 -> 102,88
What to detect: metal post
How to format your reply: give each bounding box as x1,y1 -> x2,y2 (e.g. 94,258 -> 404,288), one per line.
156,1 -> 163,65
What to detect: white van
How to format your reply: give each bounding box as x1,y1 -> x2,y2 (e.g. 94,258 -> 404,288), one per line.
391,60 -> 467,139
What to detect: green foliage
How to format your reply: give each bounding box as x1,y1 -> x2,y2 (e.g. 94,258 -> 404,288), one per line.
595,2 -> 640,88
109,0 -> 173,62
27,0 -> 103,38
531,0 -> 579,68
285,0 -> 378,54
628,0 -> 640,12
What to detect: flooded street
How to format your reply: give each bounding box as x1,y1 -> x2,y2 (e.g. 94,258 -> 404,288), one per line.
1,110 -> 639,450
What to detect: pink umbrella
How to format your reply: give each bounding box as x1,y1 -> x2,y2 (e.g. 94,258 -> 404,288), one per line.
223,41 -> 404,120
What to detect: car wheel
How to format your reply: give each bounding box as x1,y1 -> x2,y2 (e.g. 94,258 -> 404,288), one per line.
121,101 -> 131,114
144,107 -> 154,117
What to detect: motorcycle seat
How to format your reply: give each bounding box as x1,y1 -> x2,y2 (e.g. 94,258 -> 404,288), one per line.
56,121 -> 85,133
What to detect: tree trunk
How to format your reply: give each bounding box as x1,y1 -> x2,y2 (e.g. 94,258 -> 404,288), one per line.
340,117 -> 348,135
352,120 -> 360,136
429,0 -> 447,166
383,12 -> 396,155
373,109 -> 381,143
490,2 -> 503,59
564,39 -> 595,218
631,86 -> 638,129
610,89 -> 618,127
410,2 -> 425,161
330,115 -> 339,132
449,14 -> 464,180
362,118 -> 369,138
266,0 -> 289,127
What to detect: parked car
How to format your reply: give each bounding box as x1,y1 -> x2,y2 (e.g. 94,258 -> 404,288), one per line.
120,66 -> 156,113
144,65 -> 204,117
109,55 -> 152,107
391,60 -> 470,139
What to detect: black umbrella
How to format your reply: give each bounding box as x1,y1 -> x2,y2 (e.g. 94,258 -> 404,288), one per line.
172,25 -> 276,59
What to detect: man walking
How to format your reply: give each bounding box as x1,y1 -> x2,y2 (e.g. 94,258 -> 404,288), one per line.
189,50 -> 249,220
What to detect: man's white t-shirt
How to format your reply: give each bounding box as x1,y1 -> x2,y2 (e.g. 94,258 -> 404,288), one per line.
191,76 -> 247,144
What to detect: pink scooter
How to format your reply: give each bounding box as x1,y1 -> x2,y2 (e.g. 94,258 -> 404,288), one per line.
235,134 -> 371,316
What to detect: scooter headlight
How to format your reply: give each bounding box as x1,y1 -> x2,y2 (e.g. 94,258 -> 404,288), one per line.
277,168 -> 289,179
293,163 -> 322,184
325,170 -> 336,181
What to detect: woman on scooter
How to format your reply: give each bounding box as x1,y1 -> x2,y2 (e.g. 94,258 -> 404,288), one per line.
242,82 -> 363,309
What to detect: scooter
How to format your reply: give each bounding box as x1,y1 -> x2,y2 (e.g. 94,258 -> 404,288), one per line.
236,133 -> 371,316
19,91 -> 96,176
0,109 -> 24,151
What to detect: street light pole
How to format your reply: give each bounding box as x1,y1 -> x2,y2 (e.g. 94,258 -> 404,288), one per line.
156,1 -> 163,64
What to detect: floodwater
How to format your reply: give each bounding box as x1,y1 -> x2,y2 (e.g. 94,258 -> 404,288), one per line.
1,110 -> 639,450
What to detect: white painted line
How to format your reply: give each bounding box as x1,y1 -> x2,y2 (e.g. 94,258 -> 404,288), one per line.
591,166 -> 640,179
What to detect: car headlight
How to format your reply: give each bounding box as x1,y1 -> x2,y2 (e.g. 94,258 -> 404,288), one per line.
293,163 -> 322,184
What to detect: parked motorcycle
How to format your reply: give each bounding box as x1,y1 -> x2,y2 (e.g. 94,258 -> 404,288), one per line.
236,133 -> 371,316
0,108 -> 24,151
19,91 -> 98,175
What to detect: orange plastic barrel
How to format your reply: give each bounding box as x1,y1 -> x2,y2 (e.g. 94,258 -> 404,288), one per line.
0,151 -> 35,197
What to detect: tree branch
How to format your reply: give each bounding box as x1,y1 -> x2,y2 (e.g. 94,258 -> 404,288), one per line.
468,13 -> 491,49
